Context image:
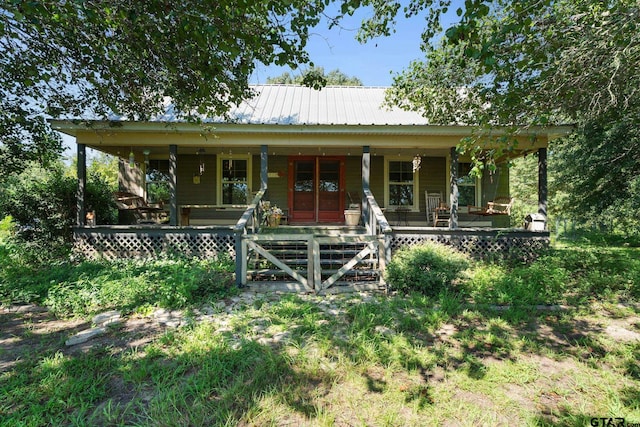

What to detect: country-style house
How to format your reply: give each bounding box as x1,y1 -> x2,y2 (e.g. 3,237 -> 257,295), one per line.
51,85 -> 571,293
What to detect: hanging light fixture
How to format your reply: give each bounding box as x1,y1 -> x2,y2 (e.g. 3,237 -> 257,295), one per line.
196,148 -> 205,175
143,149 -> 150,167
128,149 -> 135,168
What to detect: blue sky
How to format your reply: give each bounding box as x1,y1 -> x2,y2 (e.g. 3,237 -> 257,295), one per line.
252,1 -> 464,86
252,8 -> 426,86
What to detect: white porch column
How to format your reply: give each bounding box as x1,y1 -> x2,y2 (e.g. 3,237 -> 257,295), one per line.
260,145 -> 268,192
362,145 -> 371,225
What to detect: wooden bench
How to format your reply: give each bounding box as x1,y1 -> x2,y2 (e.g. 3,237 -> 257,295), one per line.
468,197 -> 514,216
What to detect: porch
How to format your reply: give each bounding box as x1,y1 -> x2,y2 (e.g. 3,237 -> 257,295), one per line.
71,142 -> 551,293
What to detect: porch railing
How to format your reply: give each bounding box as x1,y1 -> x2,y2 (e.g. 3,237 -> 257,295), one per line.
234,189 -> 266,283
362,188 -> 392,235
362,189 -> 392,275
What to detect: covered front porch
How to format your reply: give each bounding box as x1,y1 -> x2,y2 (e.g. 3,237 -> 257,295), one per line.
71,142 -> 551,292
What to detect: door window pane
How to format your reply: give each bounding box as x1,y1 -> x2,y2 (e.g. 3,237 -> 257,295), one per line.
294,161 -> 314,192
319,161 -> 339,192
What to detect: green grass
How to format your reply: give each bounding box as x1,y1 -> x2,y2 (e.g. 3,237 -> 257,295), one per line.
1,237 -> 639,425
0,254 -> 236,317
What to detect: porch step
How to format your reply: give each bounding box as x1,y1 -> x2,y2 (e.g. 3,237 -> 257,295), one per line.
249,268 -> 380,277
243,281 -> 384,294
260,226 -> 368,235
242,234 -> 385,291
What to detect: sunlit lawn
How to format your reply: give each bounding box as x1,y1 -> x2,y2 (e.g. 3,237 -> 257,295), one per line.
1,238 -> 639,426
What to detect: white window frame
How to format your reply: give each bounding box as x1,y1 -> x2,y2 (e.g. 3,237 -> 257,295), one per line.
384,156 -> 420,212
216,154 -> 252,206
446,157 -> 481,213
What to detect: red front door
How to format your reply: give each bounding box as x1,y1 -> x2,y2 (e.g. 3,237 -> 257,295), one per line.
288,156 -> 345,223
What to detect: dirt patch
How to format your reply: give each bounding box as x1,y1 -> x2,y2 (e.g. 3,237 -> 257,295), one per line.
604,317 -> 640,343
1,305 -> 168,372
0,306 -> 87,371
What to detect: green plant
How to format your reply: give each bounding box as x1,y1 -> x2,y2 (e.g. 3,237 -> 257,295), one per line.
385,242 -> 470,296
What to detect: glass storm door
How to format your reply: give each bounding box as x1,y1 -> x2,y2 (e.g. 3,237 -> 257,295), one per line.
288,157 -> 345,223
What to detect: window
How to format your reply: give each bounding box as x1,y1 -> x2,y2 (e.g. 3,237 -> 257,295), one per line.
457,162 -> 479,209
384,157 -> 419,211
217,155 -> 252,205
146,160 -> 171,203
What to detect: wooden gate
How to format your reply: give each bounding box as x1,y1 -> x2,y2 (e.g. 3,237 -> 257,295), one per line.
239,234 -> 387,293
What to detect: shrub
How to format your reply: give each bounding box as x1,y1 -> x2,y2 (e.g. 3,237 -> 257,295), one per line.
385,242 -> 470,296
42,255 -> 236,317
0,162 -> 117,264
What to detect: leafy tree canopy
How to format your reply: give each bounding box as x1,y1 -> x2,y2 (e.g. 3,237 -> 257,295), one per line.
351,0 -> 639,127
349,0 -> 639,229
267,66 -> 363,86
0,0 -> 346,175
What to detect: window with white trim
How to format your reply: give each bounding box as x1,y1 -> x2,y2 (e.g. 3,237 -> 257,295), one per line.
384,157 -> 419,211
146,160 -> 171,203
457,162 -> 479,209
217,155 -> 252,205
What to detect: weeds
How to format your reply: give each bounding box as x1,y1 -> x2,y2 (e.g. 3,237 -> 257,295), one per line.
1,253 -> 235,316
1,235 -> 639,425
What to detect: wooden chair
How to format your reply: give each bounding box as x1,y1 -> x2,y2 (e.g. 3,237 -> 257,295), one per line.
433,204 -> 450,227
425,191 -> 442,224
468,197 -> 514,216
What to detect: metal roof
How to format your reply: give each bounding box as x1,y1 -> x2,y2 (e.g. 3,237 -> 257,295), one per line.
221,85 -> 430,126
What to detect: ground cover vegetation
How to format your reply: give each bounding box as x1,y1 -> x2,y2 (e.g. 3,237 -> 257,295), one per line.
1,232 -> 639,425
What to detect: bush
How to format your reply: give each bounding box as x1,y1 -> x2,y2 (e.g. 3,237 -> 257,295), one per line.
41,256 -> 236,317
385,242 -> 470,296
0,162 -> 117,264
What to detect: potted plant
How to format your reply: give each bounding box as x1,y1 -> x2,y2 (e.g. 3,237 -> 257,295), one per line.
263,205 -> 283,227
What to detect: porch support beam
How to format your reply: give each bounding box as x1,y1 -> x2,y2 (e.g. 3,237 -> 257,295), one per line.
538,147 -> 548,224
260,144 -> 268,191
76,143 -> 87,227
169,144 -> 178,226
449,147 -> 459,229
362,145 -> 370,225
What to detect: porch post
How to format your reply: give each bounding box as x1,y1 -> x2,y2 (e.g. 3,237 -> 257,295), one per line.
362,145 -> 371,225
449,147 -> 459,229
260,144 -> 268,191
538,147 -> 548,223
169,144 -> 178,226
76,143 -> 86,227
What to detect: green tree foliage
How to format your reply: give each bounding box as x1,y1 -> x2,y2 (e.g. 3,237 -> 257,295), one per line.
0,1 -> 341,174
551,118 -> 640,236
266,66 -> 363,86
0,162 -> 117,259
348,0 -> 639,228
355,0 -> 639,127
